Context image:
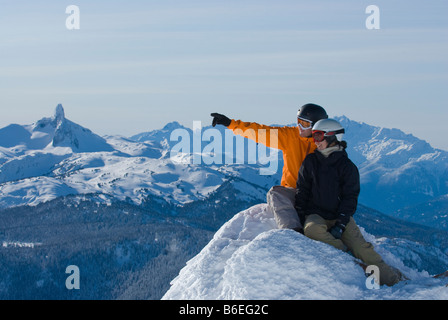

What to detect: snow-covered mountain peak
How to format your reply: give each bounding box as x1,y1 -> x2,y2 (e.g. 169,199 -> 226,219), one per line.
162,121 -> 182,131
0,104 -> 114,154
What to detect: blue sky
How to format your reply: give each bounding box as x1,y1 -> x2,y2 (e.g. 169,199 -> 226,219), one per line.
1,0 -> 447,150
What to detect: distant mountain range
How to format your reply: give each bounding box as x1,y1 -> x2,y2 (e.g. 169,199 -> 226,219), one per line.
0,104 -> 447,230
0,104 -> 447,300
337,116 -> 448,216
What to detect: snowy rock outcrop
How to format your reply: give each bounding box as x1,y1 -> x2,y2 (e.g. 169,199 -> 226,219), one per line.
163,204 -> 448,300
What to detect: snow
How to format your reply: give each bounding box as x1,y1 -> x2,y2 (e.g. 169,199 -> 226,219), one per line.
162,204 -> 448,300
0,105 -> 276,209
0,176 -> 78,207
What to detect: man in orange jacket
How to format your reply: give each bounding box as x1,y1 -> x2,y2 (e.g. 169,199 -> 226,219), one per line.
211,103 -> 328,232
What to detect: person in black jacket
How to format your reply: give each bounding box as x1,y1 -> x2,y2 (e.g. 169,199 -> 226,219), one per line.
295,119 -> 403,286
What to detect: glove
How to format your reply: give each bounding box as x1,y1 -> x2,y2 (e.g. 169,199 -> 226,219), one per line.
211,113 -> 231,127
329,222 -> 346,239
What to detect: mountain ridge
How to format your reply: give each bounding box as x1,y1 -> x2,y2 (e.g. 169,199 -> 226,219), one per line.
0,104 -> 447,231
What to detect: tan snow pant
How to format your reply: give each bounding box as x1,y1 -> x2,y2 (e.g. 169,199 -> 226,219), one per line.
266,186 -> 302,230
303,214 -> 402,286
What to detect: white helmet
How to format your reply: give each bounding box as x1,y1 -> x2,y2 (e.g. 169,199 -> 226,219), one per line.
312,119 -> 345,142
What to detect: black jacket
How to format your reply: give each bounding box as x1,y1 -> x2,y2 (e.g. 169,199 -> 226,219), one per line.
295,148 -> 360,225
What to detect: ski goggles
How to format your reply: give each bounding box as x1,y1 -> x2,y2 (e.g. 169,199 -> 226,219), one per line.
297,117 -> 312,130
312,129 -> 345,142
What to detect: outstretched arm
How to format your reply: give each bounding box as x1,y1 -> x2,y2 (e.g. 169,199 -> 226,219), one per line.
211,113 -> 287,150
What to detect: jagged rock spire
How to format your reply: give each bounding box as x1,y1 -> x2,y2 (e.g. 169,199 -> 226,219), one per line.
54,104 -> 65,123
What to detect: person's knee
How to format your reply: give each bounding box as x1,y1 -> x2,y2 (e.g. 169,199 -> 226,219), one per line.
267,186 -> 294,207
304,220 -> 327,239
267,185 -> 283,197
266,186 -> 279,204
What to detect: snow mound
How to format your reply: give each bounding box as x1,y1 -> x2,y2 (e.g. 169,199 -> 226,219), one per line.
162,204 -> 448,300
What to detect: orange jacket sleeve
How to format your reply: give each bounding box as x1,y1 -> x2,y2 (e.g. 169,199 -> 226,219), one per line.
227,119 -> 316,187
227,120 -> 286,150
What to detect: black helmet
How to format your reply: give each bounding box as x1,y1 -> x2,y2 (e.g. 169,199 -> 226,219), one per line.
297,103 -> 328,125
